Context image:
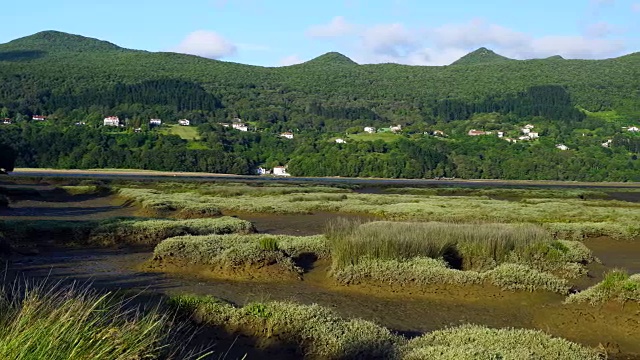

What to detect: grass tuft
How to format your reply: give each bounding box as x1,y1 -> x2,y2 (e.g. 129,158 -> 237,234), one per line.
565,269 -> 640,305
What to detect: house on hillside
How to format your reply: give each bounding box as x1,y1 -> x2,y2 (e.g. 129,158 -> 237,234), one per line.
556,144 -> 569,151
524,124 -> 535,130
432,130 -> 446,137
497,131 -> 504,138
280,132 -> 294,139
627,126 -> 639,132
390,125 -> 402,133
529,132 -> 539,139
602,139 -> 613,148
364,126 -> 376,134
522,128 -> 531,135
468,129 -> 486,136
103,116 -> 120,127
335,138 -> 346,144
219,123 -> 230,128
149,119 -> 162,126
178,119 -> 190,126
232,117 -> 243,123
2,118 -> 12,125
273,166 -> 290,176
518,135 -> 531,141
75,121 -> 86,126
32,115 -> 46,121
232,123 -> 248,132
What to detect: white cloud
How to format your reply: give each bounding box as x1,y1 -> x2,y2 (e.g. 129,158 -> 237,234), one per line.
279,54 -> 303,66
173,30 -> 237,59
584,22 -> 615,38
527,36 -> 624,58
433,19 -> 529,49
360,23 -> 418,57
306,16 -> 355,38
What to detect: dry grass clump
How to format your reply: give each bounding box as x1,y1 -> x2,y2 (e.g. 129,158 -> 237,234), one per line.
153,234 -> 328,276
89,216 -> 255,246
565,270 -> 640,305
169,295 -> 402,360
402,325 -> 602,360
60,185 -> 110,196
332,257 -> 570,294
0,282 -> 172,360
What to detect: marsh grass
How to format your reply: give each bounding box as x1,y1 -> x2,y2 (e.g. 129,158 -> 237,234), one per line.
168,295 -> 402,359
153,234 -> 328,276
115,186 -> 640,240
0,216 -> 255,247
402,325 -> 602,360
327,220 -> 552,271
385,187 -> 611,201
565,269 -> 640,305
60,185 -> 111,196
0,281 -> 171,360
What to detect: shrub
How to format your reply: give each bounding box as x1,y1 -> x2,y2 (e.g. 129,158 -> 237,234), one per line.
565,269 -> 640,305
402,325 -> 602,360
259,237 -> 279,251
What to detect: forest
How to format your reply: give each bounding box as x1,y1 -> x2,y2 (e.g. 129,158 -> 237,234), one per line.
0,31 -> 638,181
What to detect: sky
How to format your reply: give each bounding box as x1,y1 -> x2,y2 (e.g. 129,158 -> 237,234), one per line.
0,0 -> 639,67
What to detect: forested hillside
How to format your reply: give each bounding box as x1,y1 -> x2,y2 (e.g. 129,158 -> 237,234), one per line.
0,30 -> 639,181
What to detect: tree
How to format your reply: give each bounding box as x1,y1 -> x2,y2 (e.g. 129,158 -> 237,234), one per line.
0,144 -> 16,173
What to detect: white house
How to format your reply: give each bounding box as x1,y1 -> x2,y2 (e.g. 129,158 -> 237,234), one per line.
364,126 -> 376,134
518,135 -> 531,141
504,138 -> 517,143
134,128 -> 142,133
468,129 -> 487,136
149,119 -> 162,126
602,139 -> 613,148
3,119 -> 12,125
280,132 -> 294,139
524,124 -> 535,130
256,167 -> 270,175
390,125 -> 402,133
627,126 -> 639,132
522,128 -> 531,135
232,123 -> 248,132
529,132 -> 539,139
335,138 -> 346,144
75,121 -> 86,126
497,131 -> 504,138
32,115 -> 46,121
432,130 -> 446,136
273,166 -> 290,176
103,116 -> 120,127
556,144 -> 569,151
178,119 -> 190,126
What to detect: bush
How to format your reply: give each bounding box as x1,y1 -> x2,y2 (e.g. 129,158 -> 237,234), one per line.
565,269 -> 640,305
402,325 -> 602,360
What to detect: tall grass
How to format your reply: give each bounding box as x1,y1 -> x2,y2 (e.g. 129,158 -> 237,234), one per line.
327,219 -> 552,271
0,281 -> 172,359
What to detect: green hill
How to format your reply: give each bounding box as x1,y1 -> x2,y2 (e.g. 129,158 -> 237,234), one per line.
0,30 -> 639,129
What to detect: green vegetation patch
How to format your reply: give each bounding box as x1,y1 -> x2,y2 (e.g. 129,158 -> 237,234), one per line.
402,324 -> 602,360
347,132 -> 402,142
169,295 -> 402,359
153,234 -> 327,276
327,220 -> 594,293
565,270 -> 640,305
0,216 -> 254,247
163,124 -> 201,140
0,283 -> 171,360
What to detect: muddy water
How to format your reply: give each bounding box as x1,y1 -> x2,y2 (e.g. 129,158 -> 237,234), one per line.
0,195 -> 137,220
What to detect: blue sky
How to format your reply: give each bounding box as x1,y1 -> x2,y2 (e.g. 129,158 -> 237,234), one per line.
1,0 -> 638,66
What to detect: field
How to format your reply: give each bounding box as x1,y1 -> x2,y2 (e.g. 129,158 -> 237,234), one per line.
162,124 -> 201,140
347,132 -> 403,142
1,176 -> 640,359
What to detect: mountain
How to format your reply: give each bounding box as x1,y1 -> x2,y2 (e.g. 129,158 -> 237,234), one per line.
0,31 -> 639,128
450,48 -> 514,66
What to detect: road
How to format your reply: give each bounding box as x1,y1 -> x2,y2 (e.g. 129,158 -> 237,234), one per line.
6,168 -> 640,189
